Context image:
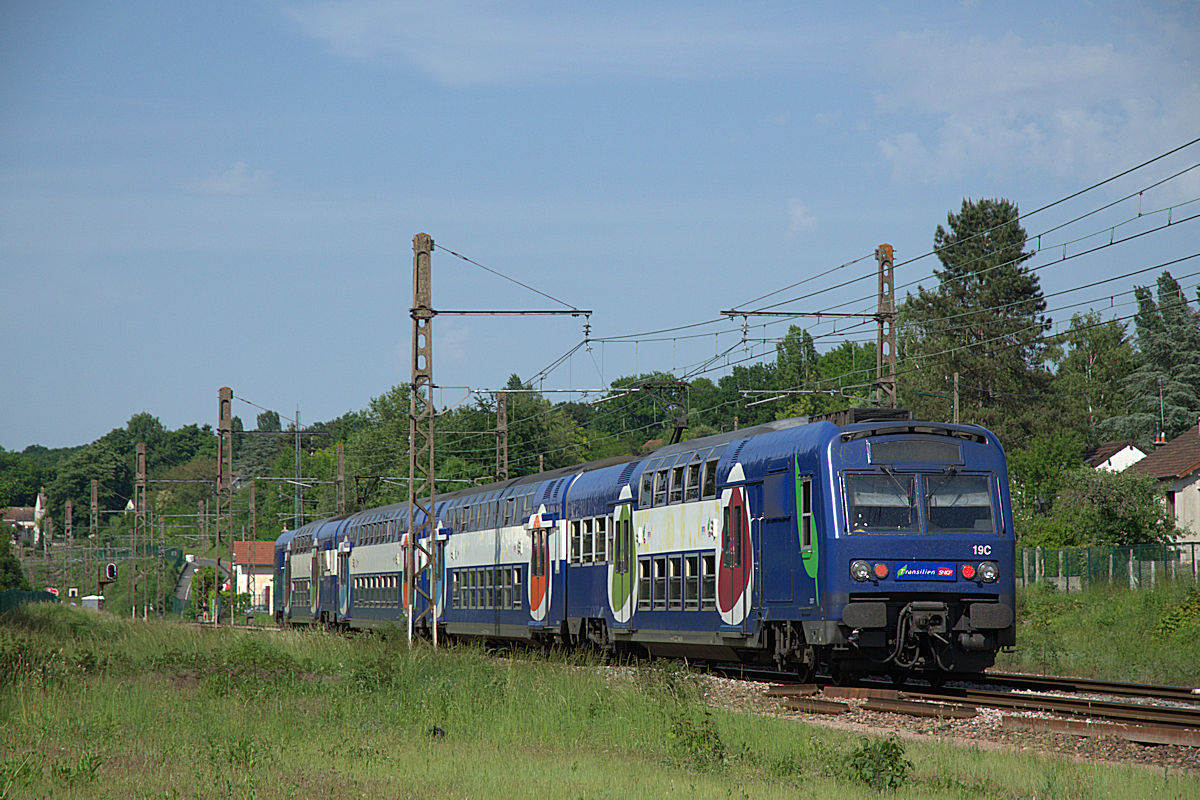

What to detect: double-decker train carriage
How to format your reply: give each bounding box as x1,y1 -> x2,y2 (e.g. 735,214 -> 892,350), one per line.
275,409 -> 1016,680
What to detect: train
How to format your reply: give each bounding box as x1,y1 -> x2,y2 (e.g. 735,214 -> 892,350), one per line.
274,408 -> 1015,681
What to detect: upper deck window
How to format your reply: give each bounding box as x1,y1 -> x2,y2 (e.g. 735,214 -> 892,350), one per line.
845,473 -> 918,533
925,474 -> 995,533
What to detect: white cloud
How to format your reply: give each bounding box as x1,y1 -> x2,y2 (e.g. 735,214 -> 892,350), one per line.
871,28 -> 1200,183
786,199 -> 815,236
190,161 -> 271,196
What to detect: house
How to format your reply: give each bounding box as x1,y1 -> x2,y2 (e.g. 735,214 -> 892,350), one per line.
2,506 -> 38,546
1127,423 -> 1200,542
1082,440 -> 1148,473
232,540 -> 275,611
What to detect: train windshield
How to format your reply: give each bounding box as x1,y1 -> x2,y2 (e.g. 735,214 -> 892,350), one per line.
845,473 -> 919,532
925,474 -> 995,533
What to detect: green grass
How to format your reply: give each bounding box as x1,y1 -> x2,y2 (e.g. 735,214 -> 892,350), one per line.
1,604 -> 1197,798
997,580 -> 1200,685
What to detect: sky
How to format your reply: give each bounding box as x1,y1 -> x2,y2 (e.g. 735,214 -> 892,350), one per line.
2,1 -> 1199,451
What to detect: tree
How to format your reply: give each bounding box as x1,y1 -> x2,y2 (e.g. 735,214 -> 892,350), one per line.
0,530 -> 31,591
899,198 -> 1051,446
773,327 -> 876,419
1008,431 -> 1084,517
1020,467 -> 1181,546
1048,312 -> 1134,442
1101,272 -> 1200,445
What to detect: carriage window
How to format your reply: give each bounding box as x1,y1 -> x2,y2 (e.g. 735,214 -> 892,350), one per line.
799,477 -> 814,550
669,465 -> 684,504
614,517 -> 632,574
653,470 -> 669,506
701,460 -> 719,499
845,472 -> 918,533
669,555 -> 683,610
512,566 -> 522,609
722,504 -> 745,568
640,470 -> 654,508
925,474 -> 995,533
685,555 -> 700,610
570,520 -> 582,564
638,558 -> 652,610
594,516 -> 607,562
653,556 -> 668,610
701,554 -> 716,609
685,462 -> 701,502
582,518 -> 594,564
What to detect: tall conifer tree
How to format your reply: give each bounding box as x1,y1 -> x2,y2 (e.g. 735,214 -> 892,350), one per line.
899,198 -> 1050,445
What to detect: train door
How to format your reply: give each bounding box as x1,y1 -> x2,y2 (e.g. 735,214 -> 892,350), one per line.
718,464 -> 754,633
796,472 -> 819,609
527,506 -> 552,629
337,543 -> 351,619
283,543 -> 292,618
609,487 -> 636,630
310,544 -> 321,620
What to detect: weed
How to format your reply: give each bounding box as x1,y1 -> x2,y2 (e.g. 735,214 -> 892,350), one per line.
0,752 -> 42,794
1155,587 -> 1200,636
667,705 -> 727,772
845,735 -> 912,792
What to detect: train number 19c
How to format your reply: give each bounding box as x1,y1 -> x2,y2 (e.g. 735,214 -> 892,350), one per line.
972,545 -> 992,556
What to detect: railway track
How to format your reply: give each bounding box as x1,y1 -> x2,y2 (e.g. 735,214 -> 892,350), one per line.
761,671 -> 1200,748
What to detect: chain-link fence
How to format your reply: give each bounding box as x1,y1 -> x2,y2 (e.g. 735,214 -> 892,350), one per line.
1016,542 -> 1200,591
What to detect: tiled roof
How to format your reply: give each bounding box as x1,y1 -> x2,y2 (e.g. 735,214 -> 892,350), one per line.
1082,440 -> 1145,468
2,507 -> 36,524
233,540 -> 275,566
1127,425 -> 1200,480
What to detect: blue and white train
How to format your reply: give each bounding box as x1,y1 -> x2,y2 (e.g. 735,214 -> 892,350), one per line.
274,410 -> 1016,679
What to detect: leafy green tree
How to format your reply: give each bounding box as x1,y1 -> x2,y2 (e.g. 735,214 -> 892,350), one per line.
1102,272 -> 1200,445
0,530 -> 31,591
773,327 -> 876,419
898,197 -> 1051,446
1020,467 -> 1181,546
1008,431 -> 1084,517
1048,312 -> 1134,442
0,448 -> 44,507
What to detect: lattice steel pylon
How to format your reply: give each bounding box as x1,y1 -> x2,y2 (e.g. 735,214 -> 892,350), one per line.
406,233 -> 438,645
134,443 -> 147,619
496,391 -> 509,481
874,244 -> 897,408
217,387 -> 234,627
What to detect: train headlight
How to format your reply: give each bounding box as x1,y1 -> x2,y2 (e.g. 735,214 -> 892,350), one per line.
961,563 -> 977,581
873,562 -> 889,580
850,560 -> 872,581
978,561 -> 999,583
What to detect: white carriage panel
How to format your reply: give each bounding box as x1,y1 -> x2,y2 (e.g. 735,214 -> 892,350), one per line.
350,542 -> 404,575
633,498 -> 721,554
447,524 -> 528,568
288,551 -> 312,582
